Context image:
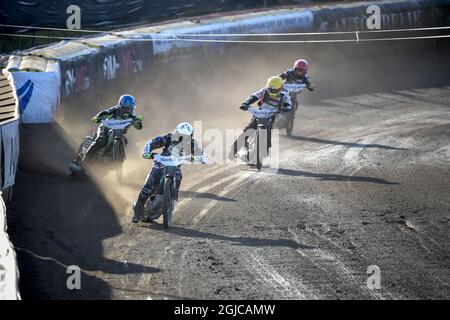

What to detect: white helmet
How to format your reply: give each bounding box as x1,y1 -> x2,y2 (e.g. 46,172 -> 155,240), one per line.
173,122 -> 194,141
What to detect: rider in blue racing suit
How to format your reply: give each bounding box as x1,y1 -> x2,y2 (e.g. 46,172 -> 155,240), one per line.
71,94 -> 143,169
132,122 -> 204,223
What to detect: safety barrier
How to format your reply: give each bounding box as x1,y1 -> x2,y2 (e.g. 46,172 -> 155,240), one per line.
0,71 -> 19,194
0,71 -> 20,300
0,193 -> 20,299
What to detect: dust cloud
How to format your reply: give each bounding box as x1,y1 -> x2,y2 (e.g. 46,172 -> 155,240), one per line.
20,38 -> 450,215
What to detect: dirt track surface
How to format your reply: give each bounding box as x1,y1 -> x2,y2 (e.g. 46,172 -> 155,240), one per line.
7,40 -> 450,299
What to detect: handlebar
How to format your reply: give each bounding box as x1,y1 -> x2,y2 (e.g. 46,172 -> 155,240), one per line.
247,107 -> 280,119
150,152 -> 208,165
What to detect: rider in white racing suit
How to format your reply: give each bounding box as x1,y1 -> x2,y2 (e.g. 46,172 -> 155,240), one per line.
230,76 -> 292,159
132,122 -> 205,223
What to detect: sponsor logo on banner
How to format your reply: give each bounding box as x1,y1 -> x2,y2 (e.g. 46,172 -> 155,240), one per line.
103,54 -> 119,80
12,72 -> 60,123
316,6 -> 423,32
16,79 -> 34,114
103,48 -> 144,81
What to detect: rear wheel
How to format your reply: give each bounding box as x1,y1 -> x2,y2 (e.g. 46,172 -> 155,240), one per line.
112,139 -> 125,182
162,177 -> 174,229
256,128 -> 262,171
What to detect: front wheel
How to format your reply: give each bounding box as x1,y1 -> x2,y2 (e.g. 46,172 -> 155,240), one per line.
112,139 -> 125,182
162,177 -> 174,229
286,116 -> 294,136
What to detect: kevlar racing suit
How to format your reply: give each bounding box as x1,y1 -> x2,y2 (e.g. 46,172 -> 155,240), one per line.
279,68 -> 314,113
82,105 -> 143,163
133,133 -> 203,222
230,87 -> 292,158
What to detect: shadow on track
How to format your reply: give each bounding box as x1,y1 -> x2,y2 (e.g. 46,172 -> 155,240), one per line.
179,191 -> 236,202
143,225 -> 315,251
275,168 -> 399,185
287,135 -> 406,151
7,124 -> 160,299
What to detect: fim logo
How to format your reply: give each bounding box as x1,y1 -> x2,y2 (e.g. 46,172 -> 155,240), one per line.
366,265 -> 381,290
66,265 -> 81,290
16,79 -> 34,114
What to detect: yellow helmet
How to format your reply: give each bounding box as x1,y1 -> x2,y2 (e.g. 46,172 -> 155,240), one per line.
266,76 -> 284,98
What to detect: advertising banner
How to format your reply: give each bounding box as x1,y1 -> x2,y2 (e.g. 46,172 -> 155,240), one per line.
8,72 -> 60,123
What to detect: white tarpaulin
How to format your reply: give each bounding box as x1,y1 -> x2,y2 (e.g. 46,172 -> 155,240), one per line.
0,195 -> 21,300
1,120 -> 19,189
8,71 -> 60,123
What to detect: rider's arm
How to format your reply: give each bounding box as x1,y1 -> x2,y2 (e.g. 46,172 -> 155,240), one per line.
142,135 -> 169,157
279,70 -> 288,80
95,106 -> 116,119
131,113 -> 143,130
242,88 -> 265,107
281,93 -> 292,112
304,74 -> 315,91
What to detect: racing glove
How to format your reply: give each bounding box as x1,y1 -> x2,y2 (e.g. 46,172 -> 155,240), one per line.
135,115 -> 144,121
240,104 -> 250,111
281,102 -> 291,113
307,83 -> 315,91
91,116 -> 100,123
143,153 -> 152,159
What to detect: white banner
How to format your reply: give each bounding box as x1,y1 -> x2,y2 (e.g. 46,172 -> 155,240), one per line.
1,120 -> 19,189
152,10 -> 314,55
8,71 -> 60,123
0,196 -> 21,300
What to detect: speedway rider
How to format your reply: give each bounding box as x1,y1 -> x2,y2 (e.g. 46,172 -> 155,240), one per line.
72,94 -> 144,169
132,122 -> 205,223
279,58 -> 315,114
230,76 -> 292,159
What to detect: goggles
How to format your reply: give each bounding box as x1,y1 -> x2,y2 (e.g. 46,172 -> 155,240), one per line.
268,87 -> 281,95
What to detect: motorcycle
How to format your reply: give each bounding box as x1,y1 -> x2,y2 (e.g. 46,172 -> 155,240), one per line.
143,152 -> 207,228
275,83 -> 306,136
69,117 -> 135,180
245,107 -> 279,171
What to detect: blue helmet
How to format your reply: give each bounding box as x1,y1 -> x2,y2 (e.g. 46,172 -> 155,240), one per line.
118,94 -> 136,113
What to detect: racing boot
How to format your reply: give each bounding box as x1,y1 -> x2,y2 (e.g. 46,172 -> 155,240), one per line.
69,154 -> 83,175
132,191 -> 150,223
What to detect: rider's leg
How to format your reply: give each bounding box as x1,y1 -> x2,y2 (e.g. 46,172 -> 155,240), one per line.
132,166 -> 162,223
175,169 -> 182,201
82,125 -> 108,164
229,118 -> 257,159
294,94 -> 300,113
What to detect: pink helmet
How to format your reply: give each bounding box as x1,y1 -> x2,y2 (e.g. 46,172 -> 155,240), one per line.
294,59 -> 309,72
